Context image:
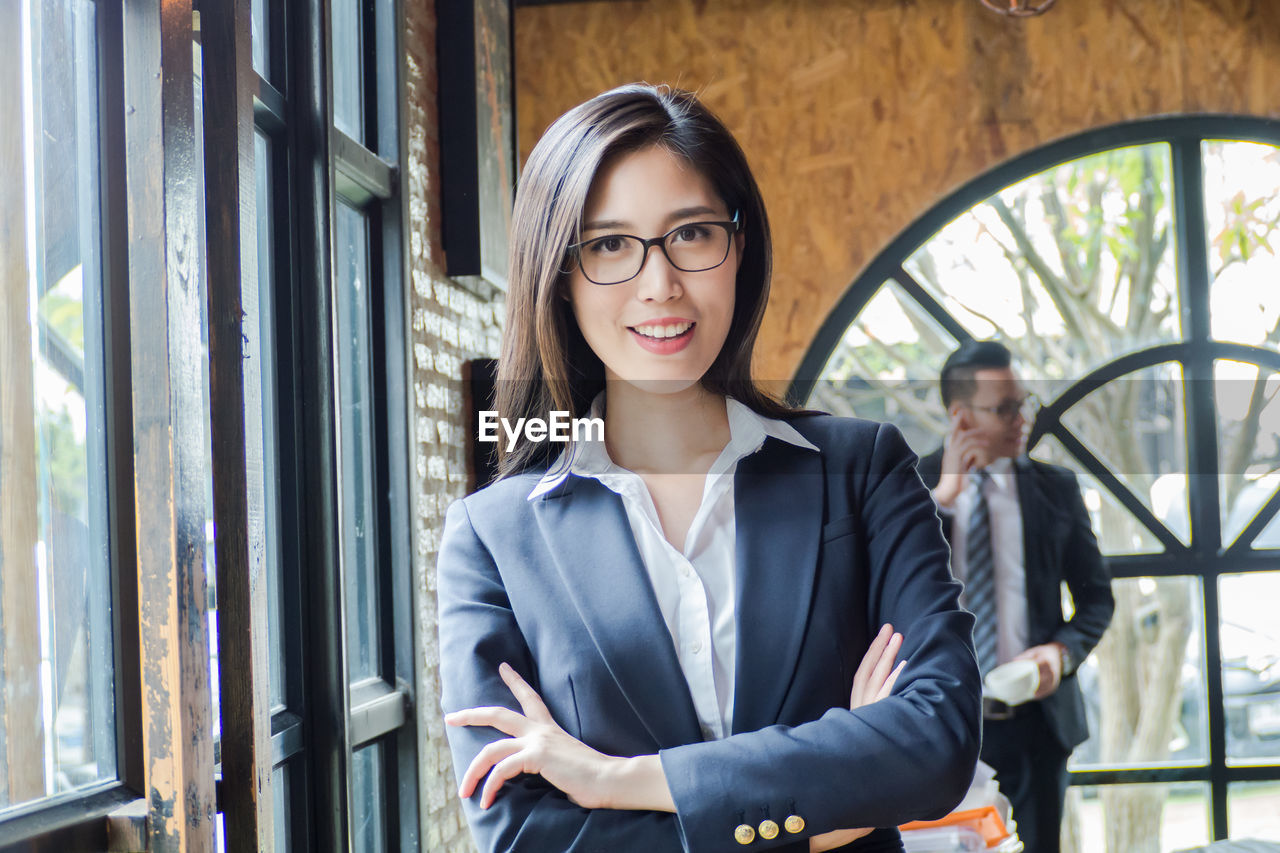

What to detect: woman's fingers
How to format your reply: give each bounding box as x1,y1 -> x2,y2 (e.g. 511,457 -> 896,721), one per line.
867,631 -> 903,695
458,737 -> 524,800
445,704 -> 530,736
877,659 -> 907,702
850,625 -> 904,710
499,662 -> 554,724
851,624 -> 892,700
480,751 -> 532,809
449,663 -> 571,807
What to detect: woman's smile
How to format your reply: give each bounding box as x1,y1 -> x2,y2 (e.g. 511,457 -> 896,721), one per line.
628,318 -> 697,354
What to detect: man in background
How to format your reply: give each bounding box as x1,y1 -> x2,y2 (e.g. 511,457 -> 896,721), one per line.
918,340 -> 1114,853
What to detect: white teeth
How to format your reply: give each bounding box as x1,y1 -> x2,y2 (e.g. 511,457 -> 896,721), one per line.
632,321 -> 693,339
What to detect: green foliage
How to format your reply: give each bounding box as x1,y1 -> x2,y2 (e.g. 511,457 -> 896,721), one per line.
39,404 -> 89,522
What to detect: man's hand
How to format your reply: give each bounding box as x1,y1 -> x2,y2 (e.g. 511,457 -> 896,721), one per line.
1012,642 -> 1065,700
932,423 -> 990,508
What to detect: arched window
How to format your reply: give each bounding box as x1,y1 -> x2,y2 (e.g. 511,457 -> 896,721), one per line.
794,118 -> 1280,850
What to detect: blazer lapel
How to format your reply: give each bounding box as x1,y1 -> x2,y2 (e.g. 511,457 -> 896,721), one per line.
1015,456 -> 1053,592
732,440 -> 824,734
531,477 -> 703,749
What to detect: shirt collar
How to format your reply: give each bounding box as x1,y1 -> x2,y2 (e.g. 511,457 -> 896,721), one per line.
527,393 -> 817,501
981,455 -> 1016,490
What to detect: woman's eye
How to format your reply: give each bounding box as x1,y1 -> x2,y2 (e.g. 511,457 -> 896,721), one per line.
587,236 -> 627,255
671,224 -> 710,244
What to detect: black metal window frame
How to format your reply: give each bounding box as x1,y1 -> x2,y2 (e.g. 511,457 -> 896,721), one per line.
791,115 -> 1280,841
231,0 -> 419,848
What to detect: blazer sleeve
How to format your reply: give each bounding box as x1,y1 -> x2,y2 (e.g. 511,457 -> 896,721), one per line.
1049,469 -> 1114,672
658,423 -> 983,851
437,498 -> 692,853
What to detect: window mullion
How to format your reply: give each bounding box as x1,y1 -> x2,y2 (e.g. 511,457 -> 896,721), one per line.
1171,136 -> 1230,839
121,0 -> 216,846
201,0 -> 276,845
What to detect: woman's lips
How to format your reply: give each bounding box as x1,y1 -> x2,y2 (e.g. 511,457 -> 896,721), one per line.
628,321 -> 696,354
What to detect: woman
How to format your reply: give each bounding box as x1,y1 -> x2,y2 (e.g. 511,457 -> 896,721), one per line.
437,84 -> 980,852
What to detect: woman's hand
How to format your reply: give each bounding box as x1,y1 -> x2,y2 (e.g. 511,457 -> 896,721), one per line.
850,623 -> 905,708
446,662 -> 669,811
809,624 -> 906,852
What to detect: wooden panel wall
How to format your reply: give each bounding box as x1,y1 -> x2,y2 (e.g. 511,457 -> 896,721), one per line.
515,0 -> 1280,382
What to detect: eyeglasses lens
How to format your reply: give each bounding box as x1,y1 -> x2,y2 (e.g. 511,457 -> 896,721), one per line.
580,223 -> 732,285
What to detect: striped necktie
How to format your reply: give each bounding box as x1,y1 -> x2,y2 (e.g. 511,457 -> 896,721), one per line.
964,469 -> 998,676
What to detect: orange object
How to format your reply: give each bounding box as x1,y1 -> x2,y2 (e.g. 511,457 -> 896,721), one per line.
900,805 -> 1010,848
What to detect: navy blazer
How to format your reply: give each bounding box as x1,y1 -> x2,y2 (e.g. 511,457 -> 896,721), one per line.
916,450 -> 1114,751
438,416 -> 982,853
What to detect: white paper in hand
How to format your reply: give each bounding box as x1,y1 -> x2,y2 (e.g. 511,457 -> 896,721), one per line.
983,659 -> 1040,706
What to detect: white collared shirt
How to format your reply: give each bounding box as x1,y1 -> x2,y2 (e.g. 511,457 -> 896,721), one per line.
946,456 -> 1029,665
528,394 -> 819,740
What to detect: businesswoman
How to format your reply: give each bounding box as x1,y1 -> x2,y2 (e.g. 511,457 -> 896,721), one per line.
437,84 -> 981,853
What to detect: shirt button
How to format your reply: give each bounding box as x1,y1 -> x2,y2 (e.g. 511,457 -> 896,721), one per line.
691,640 -> 703,654
680,564 -> 692,578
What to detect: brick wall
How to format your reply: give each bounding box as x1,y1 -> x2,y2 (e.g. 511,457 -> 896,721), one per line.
403,2 -> 503,849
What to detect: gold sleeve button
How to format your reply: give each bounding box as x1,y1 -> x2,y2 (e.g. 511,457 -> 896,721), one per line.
784,814 -> 805,834
758,819 -> 779,840
734,823 -> 756,845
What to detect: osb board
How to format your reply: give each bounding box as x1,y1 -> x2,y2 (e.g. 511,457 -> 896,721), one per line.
515,0 -> 1280,382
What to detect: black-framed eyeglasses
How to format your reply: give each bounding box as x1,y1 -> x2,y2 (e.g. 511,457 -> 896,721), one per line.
964,393 -> 1039,423
567,211 -> 742,286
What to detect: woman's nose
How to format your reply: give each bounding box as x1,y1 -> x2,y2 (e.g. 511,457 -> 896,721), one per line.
634,246 -> 682,302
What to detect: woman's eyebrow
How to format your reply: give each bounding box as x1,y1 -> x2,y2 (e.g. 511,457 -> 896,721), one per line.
665,205 -> 719,222
581,218 -> 630,232
581,206 -> 721,233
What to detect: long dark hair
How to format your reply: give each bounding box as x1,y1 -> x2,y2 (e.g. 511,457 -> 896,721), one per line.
496,83 -> 797,477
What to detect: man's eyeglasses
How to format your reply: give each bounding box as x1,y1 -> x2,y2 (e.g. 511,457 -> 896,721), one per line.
567,212 -> 741,286
964,394 -> 1038,423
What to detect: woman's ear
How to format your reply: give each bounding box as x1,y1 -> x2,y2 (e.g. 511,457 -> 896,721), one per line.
733,231 -> 746,269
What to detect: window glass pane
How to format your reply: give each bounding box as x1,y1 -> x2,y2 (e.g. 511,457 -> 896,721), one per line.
1071,577 -> 1207,770
1059,361 -> 1190,545
1228,781 -> 1280,841
806,278 -> 958,455
251,0 -> 267,77
1215,360 -> 1280,549
1066,783 -> 1209,853
1218,572 -> 1280,765
1030,435 -> 1164,555
1203,141 -> 1280,351
273,762 -> 292,851
335,201 -> 380,681
903,143 -> 1180,380
352,741 -> 386,853
331,0 -> 363,141
255,130 -> 286,710
1256,507 -> 1280,550
0,0 -> 115,815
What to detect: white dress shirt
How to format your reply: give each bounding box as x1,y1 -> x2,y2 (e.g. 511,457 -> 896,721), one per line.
946,456 -> 1029,665
528,394 -> 819,741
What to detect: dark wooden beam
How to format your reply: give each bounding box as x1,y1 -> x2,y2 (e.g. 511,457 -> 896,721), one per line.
122,0 -> 216,847
200,0 -> 274,847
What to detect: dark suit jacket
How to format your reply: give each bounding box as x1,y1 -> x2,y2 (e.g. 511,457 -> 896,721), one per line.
438,416 -> 982,853
916,450 -> 1114,751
